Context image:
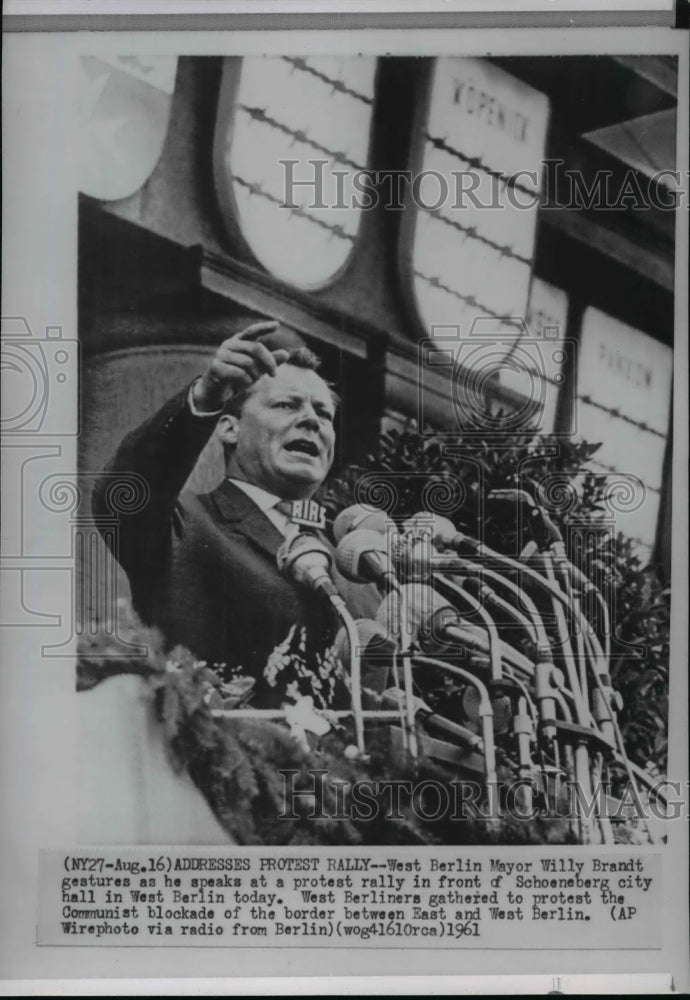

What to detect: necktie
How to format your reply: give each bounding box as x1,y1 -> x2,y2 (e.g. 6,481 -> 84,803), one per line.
273,500 -> 300,541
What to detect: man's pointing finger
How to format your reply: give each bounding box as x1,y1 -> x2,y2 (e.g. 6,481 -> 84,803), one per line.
235,320 -> 280,341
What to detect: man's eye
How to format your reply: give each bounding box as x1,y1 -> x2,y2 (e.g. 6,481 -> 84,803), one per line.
275,400 -> 296,409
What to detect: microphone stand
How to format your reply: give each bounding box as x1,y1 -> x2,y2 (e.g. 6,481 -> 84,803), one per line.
431,576 -> 504,683
517,529 -> 594,843
435,545 -> 593,725
502,667 -> 539,812
431,524 -> 614,842
329,592 -> 366,757
413,655 -> 500,820
433,576 -> 537,815
534,516 -> 631,844
277,531 -> 370,757
581,628 -> 656,844
450,557 -> 549,648
520,505 -> 624,845
395,585 -> 419,760
435,568 -> 567,763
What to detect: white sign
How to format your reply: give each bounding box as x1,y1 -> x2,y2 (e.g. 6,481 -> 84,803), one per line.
579,307 -> 672,435
577,307 -> 672,547
523,277 -> 569,433
409,57 -> 550,339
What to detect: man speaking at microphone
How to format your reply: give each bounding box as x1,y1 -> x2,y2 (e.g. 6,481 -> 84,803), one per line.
93,320 -> 378,710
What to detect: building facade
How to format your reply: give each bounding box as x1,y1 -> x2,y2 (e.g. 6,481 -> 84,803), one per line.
78,53 -> 677,571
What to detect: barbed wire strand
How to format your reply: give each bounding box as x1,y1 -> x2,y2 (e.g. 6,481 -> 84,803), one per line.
281,56 -> 373,106
233,175 -> 355,242
412,267 -> 524,329
577,395 -> 666,439
237,104 -> 364,174
425,132 -> 539,202
423,206 -> 532,265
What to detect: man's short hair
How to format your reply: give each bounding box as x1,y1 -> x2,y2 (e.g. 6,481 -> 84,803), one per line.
223,346 -> 339,417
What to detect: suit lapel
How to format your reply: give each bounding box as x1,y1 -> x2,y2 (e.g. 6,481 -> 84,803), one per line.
207,481 -> 381,617
209,480 -> 285,559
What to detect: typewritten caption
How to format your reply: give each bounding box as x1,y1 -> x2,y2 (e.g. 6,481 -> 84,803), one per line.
39,849 -> 661,948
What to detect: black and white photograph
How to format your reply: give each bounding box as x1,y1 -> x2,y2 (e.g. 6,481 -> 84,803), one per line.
1,4 -> 688,995
73,48 -> 680,849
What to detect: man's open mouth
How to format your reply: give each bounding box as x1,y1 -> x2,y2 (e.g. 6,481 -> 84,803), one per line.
284,439 -> 320,458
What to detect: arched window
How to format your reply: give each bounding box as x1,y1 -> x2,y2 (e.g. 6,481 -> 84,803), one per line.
79,55 -> 178,201
214,56 -> 377,289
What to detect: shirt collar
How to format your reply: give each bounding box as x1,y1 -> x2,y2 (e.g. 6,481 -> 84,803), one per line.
227,477 -> 282,513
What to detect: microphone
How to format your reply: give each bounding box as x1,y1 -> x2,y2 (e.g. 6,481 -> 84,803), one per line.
403,512 -> 477,555
277,532 -> 340,600
335,529 -> 399,591
279,533 -> 372,755
376,583 -> 530,673
376,583 -> 478,655
392,526 -> 472,583
378,688 -> 487,750
333,618 -> 397,669
404,511 -> 587,615
392,530 -> 434,583
333,504 -> 393,543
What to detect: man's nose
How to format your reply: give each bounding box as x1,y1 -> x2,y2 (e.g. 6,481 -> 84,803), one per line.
295,404 -> 320,431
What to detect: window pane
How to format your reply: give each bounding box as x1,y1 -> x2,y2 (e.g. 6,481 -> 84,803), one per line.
520,277 -> 570,434
79,55 -> 178,201
407,57 -> 550,336
577,307 -> 672,550
215,56 -> 376,289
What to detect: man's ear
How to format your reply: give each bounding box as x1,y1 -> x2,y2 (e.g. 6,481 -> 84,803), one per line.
216,413 -> 240,448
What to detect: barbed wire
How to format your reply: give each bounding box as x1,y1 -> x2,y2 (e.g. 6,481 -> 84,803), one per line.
578,394 -> 666,439
588,456 -> 661,493
236,109 -> 533,273
233,175 -> 355,243
237,104 -> 365,173
423,205 -> 532,265
280,56 -> 373,106
412,267 -> 524,329
426,132 -> 539,202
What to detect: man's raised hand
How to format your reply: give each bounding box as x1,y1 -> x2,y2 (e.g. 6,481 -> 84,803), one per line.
192,320 -> 290,412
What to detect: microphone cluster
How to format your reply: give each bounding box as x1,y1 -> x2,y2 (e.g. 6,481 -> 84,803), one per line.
275,497 -> 653,844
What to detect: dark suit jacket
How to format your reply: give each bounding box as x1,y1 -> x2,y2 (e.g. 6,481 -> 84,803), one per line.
93,387 -> 380,709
